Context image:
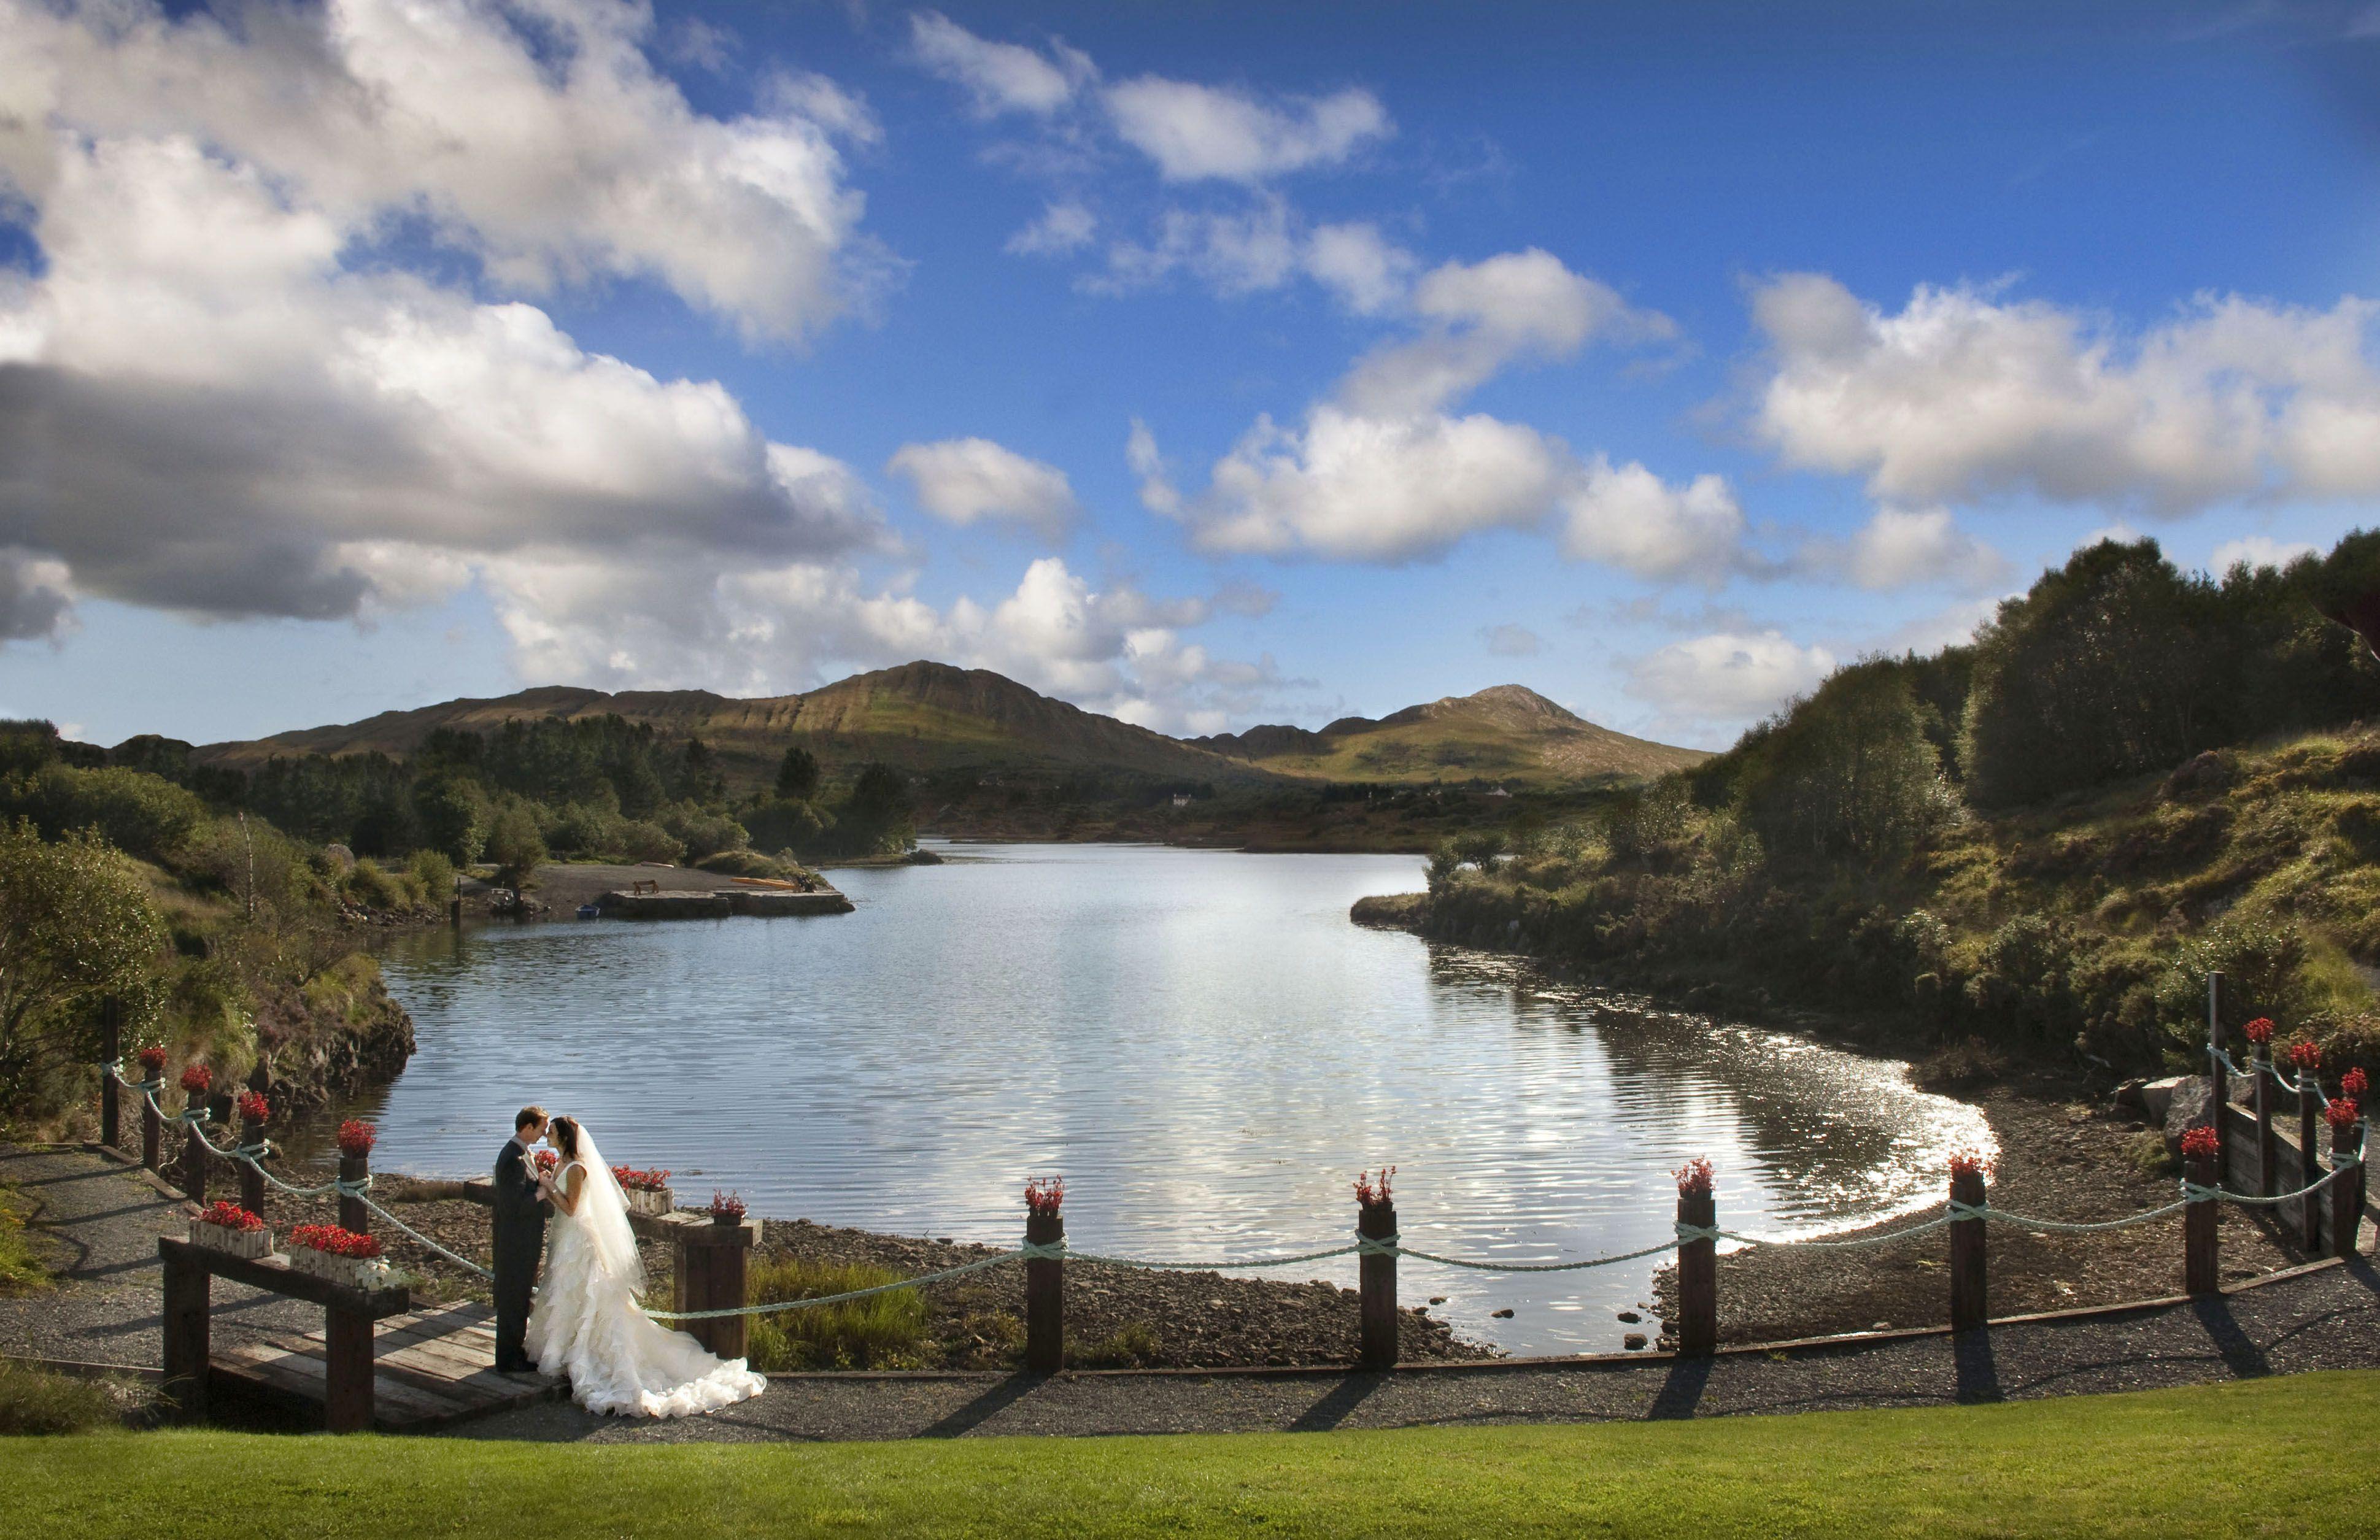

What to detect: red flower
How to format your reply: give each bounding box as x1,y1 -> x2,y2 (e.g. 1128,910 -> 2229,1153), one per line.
289,1223 -> 382,1260
1674,1157 -> 1715,1196
708,1190 -> 746,1220
611,1165 -> 671,1192
1353,1166 -> 1397,1209
335,1120 -> 377,1158
2286,1041 -> 2322,1072
136,1045 -> 168,1076
236,1090 -> 269,1123
2243,1017 -> 2275,1047
198,1199 -> 263,1232
533,1149 -> 557,1174
2343,1068 -> 2370,1099
1947,1147 -> 1994,1180
2327,1098 -> 2362,1131
179,1064 -> 212,1096
1023,1176 -> 1065,1217
2180,1125 -> 2221,1160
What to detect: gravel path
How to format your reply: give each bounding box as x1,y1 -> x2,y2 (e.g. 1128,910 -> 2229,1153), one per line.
8,1144 -> 2373,1443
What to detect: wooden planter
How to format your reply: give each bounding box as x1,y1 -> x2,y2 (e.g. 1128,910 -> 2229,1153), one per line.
624,1187 -> 675,1217
285,1245 -> 395,1292
188,1219 -> 272,1260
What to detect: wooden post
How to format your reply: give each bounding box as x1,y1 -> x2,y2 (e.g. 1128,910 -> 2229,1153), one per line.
2185,1151 -> 2219,1296
2298,1072 -> 2322,1251
2253,1049 -> 2278,1198
339,1150 -> 371,1236
2333,1118 -> 2364,1261
323,1307 -> 374,1433
160,1242 -> 209,1421
1676,1188 -> 1717,1357
141,1084 -> 160,1172
675,1220 -> 757,1363
1356,1201 -> 1398,1369
1949,1168 -> 1988,1333
1024,1208 -> 1064,1374
98,998 -> 120,1150
238,1106 -> 267,1220
182,1116 -> 208,1206
2208,974 -> 2228,1179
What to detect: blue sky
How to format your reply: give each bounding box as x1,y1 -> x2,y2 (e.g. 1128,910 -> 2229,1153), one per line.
3,1 -> 2377,750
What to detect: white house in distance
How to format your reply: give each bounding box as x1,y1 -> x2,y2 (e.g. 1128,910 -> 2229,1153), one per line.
1170,792 -> 1193,809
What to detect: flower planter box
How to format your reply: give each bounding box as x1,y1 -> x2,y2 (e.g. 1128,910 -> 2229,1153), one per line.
624,1187 -> 675,1217
189,1219 -> 272,1260
284,1245 -> 395,1292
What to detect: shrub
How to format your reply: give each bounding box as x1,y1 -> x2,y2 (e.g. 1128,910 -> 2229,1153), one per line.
660,804 -> 747,861
0,763 -> 209,863
342,860 -> 406,912
1072,1322 -> 1162,1369
744,1258 -> 928,1371
407,847 -> 457,900
0,1361 -> 124,1434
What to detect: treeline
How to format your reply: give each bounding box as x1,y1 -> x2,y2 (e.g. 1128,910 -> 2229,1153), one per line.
53,715 -> 919,876
1426,533 -> 2380,1077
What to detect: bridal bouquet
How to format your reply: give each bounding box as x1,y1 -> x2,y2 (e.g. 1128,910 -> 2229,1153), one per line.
613,1165 -> 675,1216
190,1199 -> 272,1260
533,1148 -> 558,1176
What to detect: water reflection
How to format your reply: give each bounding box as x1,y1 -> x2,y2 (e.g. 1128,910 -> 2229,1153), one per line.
301,842 -> 1988,1354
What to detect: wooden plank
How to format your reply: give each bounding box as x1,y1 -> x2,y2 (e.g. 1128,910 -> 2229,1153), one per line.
216,1339 -> 477,1426
160,1238 -> 410,1317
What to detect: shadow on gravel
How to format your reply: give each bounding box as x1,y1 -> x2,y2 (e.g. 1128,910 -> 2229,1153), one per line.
1287,1373 -> 1383,1432
2190,1298 -> 2271,1379
1952,1330 -> 2003,1404
1645,1354 -> 1710,1420
919,1374 -> 1042,1438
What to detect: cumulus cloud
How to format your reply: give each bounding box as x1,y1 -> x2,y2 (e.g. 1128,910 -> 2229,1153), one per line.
1559,457 -> 1756,585
1302,222 -> 1416,315
1838,507 -> 2007,591
1623,629 -> 1836,741
2209,534 -> 2319,573
1482,623 -> 1541,657
909,10 -> 1093,118
1749,272 -> 2380,514
1102,78 -> 1391,183
887,437 -> 1078,537
1006,200 -> 1097,256
1089,202 -> 1422,313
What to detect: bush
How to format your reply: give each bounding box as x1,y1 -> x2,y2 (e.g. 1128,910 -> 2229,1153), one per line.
484,802 -> 546,889
744,1258 -> 928,1371
695,849 -> 814,884
0,763 -> 209,863
341,861 -> 408,912
0,1361 -> 125,1434
660,804 -> 747,862
1072,1322 -> 1162,1368
407,847 -> 457,901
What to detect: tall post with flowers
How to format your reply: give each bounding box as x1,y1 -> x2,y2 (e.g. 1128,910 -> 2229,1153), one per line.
1023,1177 -> 1065,1374
2246,1018 -> 2277,1197
236,1090 -> 269,1219
2289,1041 -> 2322,1250
337,1120 -> 376,1236
2182,1124 -> 2220,1295
178,1065 -> 212,1205
1675,1158 -> 1717,1357
136,1045 -> 165,1172
1354,1168 -> 1398,1368
1948,1150 -> 1990,1333
2328,1082 -> 2364,1261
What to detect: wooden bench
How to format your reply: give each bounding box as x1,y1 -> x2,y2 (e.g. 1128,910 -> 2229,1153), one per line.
160,1236 -> 411,1432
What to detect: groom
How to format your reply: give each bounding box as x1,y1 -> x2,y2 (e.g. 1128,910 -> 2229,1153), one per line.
492,1105 -> 551,1374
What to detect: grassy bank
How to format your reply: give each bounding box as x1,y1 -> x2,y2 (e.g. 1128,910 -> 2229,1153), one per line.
1,1373 -> 2371,1537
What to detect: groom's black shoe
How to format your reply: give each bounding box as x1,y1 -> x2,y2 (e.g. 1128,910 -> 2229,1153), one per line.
495,1352 -> 533,1374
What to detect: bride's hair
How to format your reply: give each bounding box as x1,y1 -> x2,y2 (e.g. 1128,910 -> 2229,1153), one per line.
549,1115 -> 581,1160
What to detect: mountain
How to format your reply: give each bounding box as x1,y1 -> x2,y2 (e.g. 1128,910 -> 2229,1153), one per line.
184,668 -> 1704,792
1191,684 -> 1709,784
188,662 -> 1265,790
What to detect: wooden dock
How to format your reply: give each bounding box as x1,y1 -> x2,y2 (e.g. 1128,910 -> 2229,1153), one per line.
212,1300 -> 567,1431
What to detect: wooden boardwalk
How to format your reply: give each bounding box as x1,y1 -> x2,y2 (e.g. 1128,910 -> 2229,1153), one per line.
212,1301 -> 567,1431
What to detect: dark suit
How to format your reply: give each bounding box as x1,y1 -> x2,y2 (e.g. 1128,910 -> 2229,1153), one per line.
491,1136 -> 549,1372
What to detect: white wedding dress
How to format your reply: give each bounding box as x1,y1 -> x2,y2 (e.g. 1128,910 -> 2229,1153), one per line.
524,1128 -> 766,1419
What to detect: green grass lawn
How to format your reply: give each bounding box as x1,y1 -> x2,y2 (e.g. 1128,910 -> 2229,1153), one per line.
4,1371 -> 2373,1538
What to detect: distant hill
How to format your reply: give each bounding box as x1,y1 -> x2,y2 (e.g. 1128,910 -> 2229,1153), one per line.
1191,684 -> 1709,784
189,661 -> 1265,791
184,668 -> 1703,791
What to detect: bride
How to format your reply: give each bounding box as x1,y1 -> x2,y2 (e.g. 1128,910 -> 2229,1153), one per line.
525,1115 -> 766,1418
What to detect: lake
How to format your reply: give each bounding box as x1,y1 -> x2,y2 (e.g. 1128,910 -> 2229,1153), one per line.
344,841 -> 1989,1355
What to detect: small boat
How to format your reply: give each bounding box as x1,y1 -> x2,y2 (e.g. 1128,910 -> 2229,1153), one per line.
576,903 -> 601,920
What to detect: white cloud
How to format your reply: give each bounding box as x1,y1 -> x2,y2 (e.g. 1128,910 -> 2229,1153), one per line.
1089,202 -> 1423,313
887,438 -> 1078,538
1302,222 -> 1415,315
1103,77 -> 1391,183
1006,200 -> 1097,256
908,11 -> 1092,118
1749,272 -> 2380,514
1841,507 -> 2007,591
1126,418 -> 1183,517
1482,623 -> 1541,657
1623,630 -> 1836,739
1559,457 -> 1753,586
2208,534 -> 2319,574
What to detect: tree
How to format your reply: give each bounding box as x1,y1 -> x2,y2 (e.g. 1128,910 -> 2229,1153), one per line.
411,774 -> 490,866
484,801 -> 547,890
838,763 -> 915,853
775,744 -> 820,801
0,821 -> 166,1109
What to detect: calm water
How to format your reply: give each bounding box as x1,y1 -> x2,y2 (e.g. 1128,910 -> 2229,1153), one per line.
343,842 -> 1989,1354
